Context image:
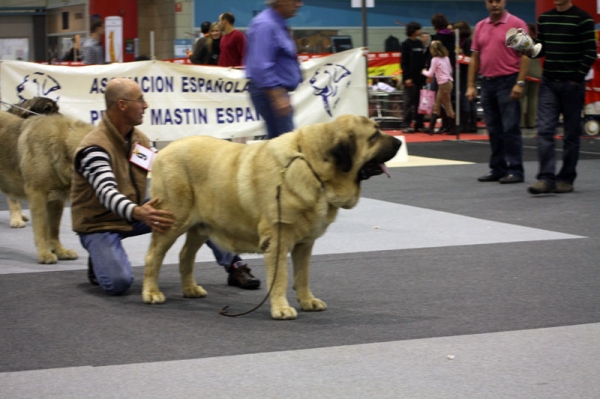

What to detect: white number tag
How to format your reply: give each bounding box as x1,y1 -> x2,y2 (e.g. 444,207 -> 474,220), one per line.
129,143 -> 157,171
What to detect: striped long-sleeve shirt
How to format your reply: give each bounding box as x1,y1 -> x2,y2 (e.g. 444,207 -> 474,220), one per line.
536,5 -> 596,82
75,146 -> 137,222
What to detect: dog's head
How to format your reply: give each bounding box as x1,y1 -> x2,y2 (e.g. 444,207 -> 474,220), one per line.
8,97 -> 60,119
298,115 -> 401,209
329,114 -> 401,181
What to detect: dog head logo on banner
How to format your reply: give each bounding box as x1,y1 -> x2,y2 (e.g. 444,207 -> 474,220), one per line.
16,72 -> 62,103
309,63 -> 351,117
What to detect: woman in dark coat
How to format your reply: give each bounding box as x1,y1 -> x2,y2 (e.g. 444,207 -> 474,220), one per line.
197,22 -> 222,65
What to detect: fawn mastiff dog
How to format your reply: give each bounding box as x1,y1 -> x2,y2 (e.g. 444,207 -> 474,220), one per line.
0,109 -> 93,264
142,114 -> 401,320
0,98 -> 60,229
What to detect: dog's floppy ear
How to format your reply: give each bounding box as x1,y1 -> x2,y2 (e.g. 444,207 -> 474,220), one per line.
329,134 -> 357,173
332,65 -> 351,83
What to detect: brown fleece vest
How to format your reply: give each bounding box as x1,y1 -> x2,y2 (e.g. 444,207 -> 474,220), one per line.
71,115 -> 150,234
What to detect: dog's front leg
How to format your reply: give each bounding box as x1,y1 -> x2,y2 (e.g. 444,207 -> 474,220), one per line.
143,231 -> 180,304
24,186 -> 56,264
179,227 -> 207,299
264,227 -> 296,320
292,241 -> 327,312
47,199 -> 78,261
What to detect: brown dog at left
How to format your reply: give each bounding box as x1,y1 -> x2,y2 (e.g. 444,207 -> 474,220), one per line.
0,100 -> 93,264
2,98 -> 60,228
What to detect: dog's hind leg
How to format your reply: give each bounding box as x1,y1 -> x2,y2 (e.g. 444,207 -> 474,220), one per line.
142,229 -> 181,304
179,225 -> 208,298
47,199 -> 78,260
8,198 -> 28,228
292,241 -> 327,312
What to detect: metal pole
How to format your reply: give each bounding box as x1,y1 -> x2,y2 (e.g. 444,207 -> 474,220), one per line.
150,31 -> 155,60
455,28 -> 460,139
362,0 -> 369,119
362,0 -> 367,47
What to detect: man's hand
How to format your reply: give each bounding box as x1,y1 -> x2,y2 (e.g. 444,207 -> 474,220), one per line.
267,87 -> 292,117
510,84 -> 523,100
405,79 -> 413,88
133,198 -> 175,233
466,86 -> 477,101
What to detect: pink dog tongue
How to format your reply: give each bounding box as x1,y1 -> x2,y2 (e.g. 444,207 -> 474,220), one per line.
380,163 -> 391,178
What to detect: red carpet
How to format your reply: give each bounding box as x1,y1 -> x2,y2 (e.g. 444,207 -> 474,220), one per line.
384,130 -> 489,143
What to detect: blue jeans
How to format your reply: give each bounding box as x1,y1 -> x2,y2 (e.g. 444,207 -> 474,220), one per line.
248,82 -> 295,139
535,77 -> 585,184
79,222 -> 240,295
480,74 -> 524,178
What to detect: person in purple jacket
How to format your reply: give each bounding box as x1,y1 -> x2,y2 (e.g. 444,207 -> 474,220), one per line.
245,0 -> 304,139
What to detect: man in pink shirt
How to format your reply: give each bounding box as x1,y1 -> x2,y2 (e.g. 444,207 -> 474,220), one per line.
466,0 -> 530,185
218,12 -> 246,67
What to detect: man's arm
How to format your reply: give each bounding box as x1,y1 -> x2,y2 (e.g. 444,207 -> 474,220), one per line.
400,41 -> 410,84
237,32 -> 247,66
75,146 -> 173,231
76,146 -> 137,222
511,55 -> 530,100
246,24 -> 277,86
579,15 -> 597,80
466,50 -> 480,101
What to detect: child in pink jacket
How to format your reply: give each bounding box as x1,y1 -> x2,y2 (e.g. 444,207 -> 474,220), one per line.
422,40 -> 455,134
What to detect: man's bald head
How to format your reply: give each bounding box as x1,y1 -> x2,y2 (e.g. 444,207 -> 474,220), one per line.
105,78 -> 139,110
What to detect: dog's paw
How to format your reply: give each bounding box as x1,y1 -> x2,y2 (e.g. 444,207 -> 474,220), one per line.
183,285 -> 207,298
37,251 -> 58,264
271,306 -> 298,320
299,298 -> 327,312
9,218 -> 26,228
142,290 -> 166,304
55,248 -> 78,261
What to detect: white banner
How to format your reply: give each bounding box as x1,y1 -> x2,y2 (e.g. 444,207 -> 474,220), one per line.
0,48 -> 368,141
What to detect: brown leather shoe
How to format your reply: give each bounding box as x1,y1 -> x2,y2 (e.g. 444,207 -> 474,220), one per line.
228,262 -> 261,290
528,180 -> 555,194
555,181 -> 573,193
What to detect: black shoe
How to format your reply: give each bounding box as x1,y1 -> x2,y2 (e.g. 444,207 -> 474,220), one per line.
499,174 -> 524,184
414,125 -> 425,132
88,258 -> 99,286
477,172 -> 503,182
228,262 -> 261,290
403,127 -> 416,133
